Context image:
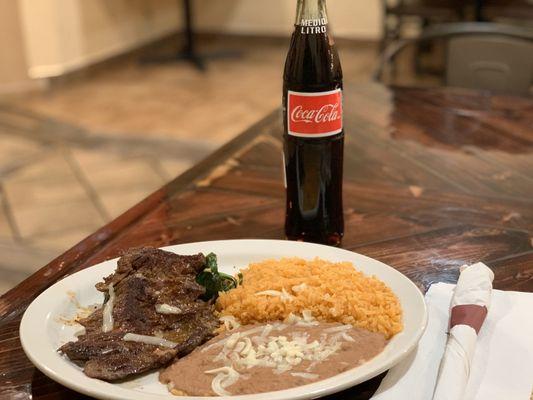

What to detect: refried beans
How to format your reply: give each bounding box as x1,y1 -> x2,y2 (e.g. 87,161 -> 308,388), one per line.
160,322 -> 387,396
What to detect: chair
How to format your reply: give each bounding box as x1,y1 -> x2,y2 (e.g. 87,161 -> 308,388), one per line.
374,22 -> 533,95
381,0 -> 465,50
483,0 -> 533,21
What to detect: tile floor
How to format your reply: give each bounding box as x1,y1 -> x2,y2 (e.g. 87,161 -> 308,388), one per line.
0,37 -> 377,293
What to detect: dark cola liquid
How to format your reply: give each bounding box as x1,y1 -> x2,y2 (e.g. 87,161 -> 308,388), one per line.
283,23 -> 344,246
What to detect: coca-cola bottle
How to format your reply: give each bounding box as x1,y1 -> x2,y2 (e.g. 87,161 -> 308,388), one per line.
283,0 -> 344,246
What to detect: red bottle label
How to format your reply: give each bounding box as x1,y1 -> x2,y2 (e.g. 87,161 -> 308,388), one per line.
287,89 -> 343,137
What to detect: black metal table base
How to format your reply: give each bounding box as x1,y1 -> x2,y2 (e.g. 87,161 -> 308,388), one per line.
141,46 -> 241,71
141,0 -> 240,71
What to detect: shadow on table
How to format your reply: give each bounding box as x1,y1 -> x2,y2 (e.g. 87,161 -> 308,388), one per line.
325,372 -> 387,400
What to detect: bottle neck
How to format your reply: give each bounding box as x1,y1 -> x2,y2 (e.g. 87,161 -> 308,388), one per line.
295,0 -> 329,27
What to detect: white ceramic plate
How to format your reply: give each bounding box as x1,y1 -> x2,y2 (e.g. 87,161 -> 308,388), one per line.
20,239 -> 427,400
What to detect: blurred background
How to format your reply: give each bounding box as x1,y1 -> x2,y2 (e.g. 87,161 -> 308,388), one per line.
0,0 -> 532,293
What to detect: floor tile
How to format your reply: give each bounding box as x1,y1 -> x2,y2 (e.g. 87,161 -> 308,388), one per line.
6,149 -> 77,184
157,159 -> 192,181
0,239 -> 58,274
2,149 -> 105,239
27,225 -> 95,253
9,198 -> 103,238
72,149 -> 165,190
99,187 -> 159,218
0,109 -> 41,136
0,133 -> 44,176
72,149 -> 166,218
71,148 -> 125,169
0,195 -> 14,241
0,239 -> 59,294
3,155 -> 89,209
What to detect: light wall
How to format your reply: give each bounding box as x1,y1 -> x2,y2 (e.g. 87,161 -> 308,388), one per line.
13,0 -> 381,80
18,0 -> 180,78
0,0 -> 34,92
196,0 -> 381,39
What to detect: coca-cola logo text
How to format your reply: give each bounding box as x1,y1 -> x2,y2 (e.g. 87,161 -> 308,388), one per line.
291,103 -> 341,124
287,89 -> 343,137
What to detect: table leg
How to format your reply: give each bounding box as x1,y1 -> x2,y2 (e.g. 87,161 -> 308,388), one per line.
475,0 -> 485,21
141,0 -> 241,71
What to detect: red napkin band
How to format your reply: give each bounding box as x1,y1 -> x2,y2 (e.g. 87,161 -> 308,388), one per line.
450,304 -> 488,334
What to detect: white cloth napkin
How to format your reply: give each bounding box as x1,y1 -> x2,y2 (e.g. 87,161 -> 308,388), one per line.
371,281 -> 533,400
433,263 -> 494,400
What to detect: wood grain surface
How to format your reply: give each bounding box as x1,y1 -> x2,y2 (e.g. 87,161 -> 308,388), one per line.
1,83 -> 532,400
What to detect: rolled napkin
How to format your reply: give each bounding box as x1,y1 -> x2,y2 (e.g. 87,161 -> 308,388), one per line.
371,262 -> 533,400
432,262 -> 494,400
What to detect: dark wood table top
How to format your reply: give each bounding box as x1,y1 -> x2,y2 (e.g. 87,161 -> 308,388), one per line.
1,83 -> 532,400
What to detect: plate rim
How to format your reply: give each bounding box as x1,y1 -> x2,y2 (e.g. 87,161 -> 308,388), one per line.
20,239 -> 428,400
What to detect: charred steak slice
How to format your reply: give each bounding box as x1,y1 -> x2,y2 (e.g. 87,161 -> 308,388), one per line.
59,248 -> 220,381
84,344 -> 177,382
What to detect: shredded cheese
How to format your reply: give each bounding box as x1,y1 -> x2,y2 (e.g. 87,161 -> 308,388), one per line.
302,310 -> 314,322
292,283 -> 308,293
285,310 -> 319,326
220,315 -> 241,331
73,326 -> 86,337
255,289 -> 294,302
255,290 -> 281,296
155,304 -> 183,315
214,326 -> 343,373
325,325 -> 352,333
291,372 -> 319,380
204,366 -> 240,396
122,333 -> 177,348
203,317 -> 357,395
102,284 -> 115,333
201,325 -> 266,353
339,332 -> 355,342
261,324 -> 274,338
240,337 -> 252,355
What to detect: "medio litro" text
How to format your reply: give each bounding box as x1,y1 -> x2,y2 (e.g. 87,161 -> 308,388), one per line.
299,18 -> 327,34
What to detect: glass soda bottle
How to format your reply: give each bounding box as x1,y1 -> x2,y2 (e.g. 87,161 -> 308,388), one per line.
283,0 -> 344,246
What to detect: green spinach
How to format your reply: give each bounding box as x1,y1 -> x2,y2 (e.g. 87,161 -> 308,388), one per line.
196,253 -> 239,301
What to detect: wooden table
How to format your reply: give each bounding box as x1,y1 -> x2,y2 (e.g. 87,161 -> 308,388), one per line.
1,83 -> 532,399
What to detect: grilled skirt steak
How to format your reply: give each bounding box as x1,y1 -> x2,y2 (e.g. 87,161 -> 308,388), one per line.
59,248 -> 220,381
